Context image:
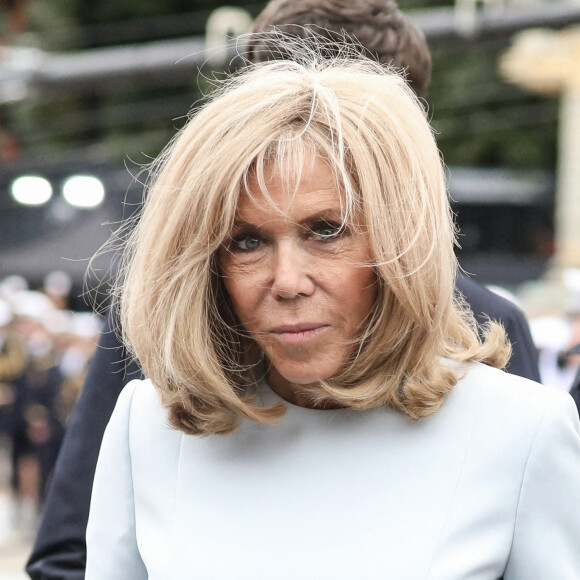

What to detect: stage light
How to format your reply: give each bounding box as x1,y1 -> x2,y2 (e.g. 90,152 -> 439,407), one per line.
62,175 -> 105,208
10,176 -> 53,205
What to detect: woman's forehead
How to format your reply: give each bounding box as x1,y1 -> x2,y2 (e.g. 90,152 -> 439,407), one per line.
237,157 -> 346,220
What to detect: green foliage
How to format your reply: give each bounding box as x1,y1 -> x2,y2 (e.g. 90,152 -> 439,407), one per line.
2,0 -> 561,171
428,39 -> 558,169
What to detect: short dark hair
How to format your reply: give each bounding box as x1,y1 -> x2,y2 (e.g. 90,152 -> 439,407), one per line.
246,0 -> 432,98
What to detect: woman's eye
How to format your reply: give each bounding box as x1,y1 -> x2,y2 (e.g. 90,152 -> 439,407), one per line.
310,221 -> 343,240
231,233 -> 262,251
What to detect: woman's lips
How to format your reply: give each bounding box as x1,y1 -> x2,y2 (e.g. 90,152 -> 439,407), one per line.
270,324 -> 329,343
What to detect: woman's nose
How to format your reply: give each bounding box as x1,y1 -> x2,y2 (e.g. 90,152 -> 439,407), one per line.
270,245 -> 315,300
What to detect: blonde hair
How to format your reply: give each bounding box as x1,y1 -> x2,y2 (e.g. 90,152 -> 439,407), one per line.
116,45 -> 509,435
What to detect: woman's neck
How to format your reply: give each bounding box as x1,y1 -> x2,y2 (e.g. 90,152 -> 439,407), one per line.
265,365 -> 345,410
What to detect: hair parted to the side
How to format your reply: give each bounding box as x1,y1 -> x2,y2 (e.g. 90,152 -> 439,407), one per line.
115,38 -> 509,436
246,0 -> 432,98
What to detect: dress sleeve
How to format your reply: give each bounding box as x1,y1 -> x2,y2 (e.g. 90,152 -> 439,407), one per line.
504,391 -> 580,578
85,380 -> 148,580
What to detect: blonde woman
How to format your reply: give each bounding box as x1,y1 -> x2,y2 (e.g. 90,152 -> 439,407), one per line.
86,49 -> 580,579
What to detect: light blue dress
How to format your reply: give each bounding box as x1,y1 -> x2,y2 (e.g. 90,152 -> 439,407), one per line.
86,362 -> 580,579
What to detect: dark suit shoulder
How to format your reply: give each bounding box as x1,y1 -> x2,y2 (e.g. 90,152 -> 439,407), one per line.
456,275 -> 522,321
455,275 -> 541,383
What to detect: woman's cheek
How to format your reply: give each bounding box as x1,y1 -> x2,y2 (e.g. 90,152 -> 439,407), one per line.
222,261 -> 268,312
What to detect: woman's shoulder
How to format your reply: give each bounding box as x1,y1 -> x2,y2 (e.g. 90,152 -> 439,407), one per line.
432,362 -> 580,492
459,360 -> 557,399
113,378 -> 179,442
451,361 -> 578,433
116,377 -> 163,412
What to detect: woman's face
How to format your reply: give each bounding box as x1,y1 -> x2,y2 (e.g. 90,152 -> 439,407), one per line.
219,157 -> 377,405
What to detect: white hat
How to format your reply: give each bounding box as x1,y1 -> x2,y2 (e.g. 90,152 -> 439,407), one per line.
529,315 -> 571,351
0,298 -> 13,327
43,270 -> 72,297
0,275 -> 29,299
11,290 -> 55,321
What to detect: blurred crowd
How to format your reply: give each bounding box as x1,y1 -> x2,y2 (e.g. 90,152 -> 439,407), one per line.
489,274 -> 580,394
526,269 -> 580,394
0,272 -> 101,537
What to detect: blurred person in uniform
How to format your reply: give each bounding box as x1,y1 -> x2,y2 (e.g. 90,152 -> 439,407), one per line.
530,269 -> 580,402
560,320 -> 580,414
53,312 -> 102,424
40,273 -> 102,425
9,291 -> 66,534
530,315 -> 576,392
563,270 -> 580,412
0,279 -> 29,482
555,315 -> 580,393
569,344 -> 580,412
26,1 -> 541,578
43,271 -> 72,311
0,297 -> 26,438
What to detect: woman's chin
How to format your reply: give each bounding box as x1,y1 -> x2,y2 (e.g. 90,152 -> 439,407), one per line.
266,360 -> 332,386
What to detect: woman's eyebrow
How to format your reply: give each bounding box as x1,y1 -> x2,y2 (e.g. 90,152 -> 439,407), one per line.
300,209 -> 344,224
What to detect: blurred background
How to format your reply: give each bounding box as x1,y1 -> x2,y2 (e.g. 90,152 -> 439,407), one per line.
1,0 -> 580,576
